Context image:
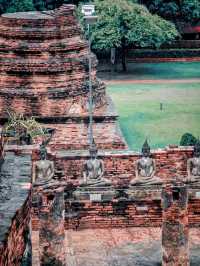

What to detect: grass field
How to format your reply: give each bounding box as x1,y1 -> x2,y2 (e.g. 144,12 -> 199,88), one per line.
107,82 -> 200,151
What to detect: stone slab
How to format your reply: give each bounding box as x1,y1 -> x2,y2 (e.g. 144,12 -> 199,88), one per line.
73,187 -> 117,201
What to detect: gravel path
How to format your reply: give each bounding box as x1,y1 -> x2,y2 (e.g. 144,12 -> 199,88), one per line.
104,78 -> 200,85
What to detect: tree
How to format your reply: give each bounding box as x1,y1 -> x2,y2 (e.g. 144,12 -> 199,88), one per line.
0,0 -> 83,14
181,0 -> 200,23
6,0 -> 35,13
142,0 -> 200,24
34,0 -> 46,11
78,0 -> 178,71
146,0 -> 179,20
44,0 -> 81,10
0,0 -> 11,14
180,133 -> 197,146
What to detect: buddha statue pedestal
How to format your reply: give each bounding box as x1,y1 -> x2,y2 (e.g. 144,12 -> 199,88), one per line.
126,184 -> 162,200
73,186 -> 117,202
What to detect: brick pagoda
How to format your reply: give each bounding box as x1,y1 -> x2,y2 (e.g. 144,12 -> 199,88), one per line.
0,5 -> 126,150
1,5 -> 200,266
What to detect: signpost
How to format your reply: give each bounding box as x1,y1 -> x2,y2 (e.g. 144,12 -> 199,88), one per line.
81,5 -> 98,149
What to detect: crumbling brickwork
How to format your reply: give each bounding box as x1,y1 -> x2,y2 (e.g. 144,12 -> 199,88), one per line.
52,146 -> 193,184
33,182 -> 65,265
162,183 -> 189,266
0,5 -> 126,150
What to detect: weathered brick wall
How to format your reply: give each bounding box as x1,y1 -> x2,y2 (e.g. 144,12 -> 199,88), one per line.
32,182 -> 66,266
32,194 -> 200,231
44,121 -> 126,150
63,197 -> 200,230
162,184 -> 189,266
28,145 -> 200,230
53,146 -> 193,184
65,198 -> 162,230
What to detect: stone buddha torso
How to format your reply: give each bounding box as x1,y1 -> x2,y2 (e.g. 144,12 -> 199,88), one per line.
80,146 -> 111,187
137,157 -> 155,177
187,141 -> 200,184
130,140 -> 162,186
33,143 -> 54,184
84,158 -> 103,180
35,160 -> 54,182
187,157 -> 200,183
191,158 -> 200,176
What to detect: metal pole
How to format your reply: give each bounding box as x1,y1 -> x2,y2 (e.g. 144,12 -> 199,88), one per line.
88,23 -> 93,148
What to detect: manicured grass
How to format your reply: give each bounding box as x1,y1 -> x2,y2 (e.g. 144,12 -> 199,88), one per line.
107,82 -> 200,151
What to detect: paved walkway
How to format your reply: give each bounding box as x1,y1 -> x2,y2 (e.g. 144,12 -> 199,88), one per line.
32,228 -> 200,266
104,78 -> 200,85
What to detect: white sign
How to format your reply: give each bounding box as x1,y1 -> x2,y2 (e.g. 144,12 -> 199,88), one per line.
90,193 -> 102,201
82,5 -> 95,16
196,192 -> 200,198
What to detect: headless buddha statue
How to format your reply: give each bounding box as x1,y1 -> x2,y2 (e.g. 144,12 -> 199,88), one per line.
187,140 -> 200,184
130,140 -> 162,186
80,141 -> 111,187
33,142 -> 54,184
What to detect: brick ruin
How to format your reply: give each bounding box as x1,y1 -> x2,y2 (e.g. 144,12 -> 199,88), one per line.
162,183 -> 189,266
0,4 -> 126,150
0,4 -> 200,266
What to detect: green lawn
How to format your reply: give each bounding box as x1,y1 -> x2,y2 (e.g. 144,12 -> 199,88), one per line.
107,82 -> 200,151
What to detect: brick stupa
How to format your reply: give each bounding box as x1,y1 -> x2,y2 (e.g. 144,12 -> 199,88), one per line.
0,5 -> 127,150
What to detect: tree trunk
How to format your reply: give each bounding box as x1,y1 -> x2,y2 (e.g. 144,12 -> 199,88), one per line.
121,41 -> 127,72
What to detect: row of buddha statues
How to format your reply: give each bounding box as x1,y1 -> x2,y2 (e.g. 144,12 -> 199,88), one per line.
33,138 -> 200,187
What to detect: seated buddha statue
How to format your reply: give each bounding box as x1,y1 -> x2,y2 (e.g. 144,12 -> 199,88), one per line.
80,140 -> 112,187
130,140 -> 162,186
187,140 -> 200,184
33,142 -> 54,184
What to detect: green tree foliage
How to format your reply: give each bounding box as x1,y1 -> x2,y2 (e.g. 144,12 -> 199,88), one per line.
144,0 -> 200,24
78,0 -> 179,71
180,133 -> 197,146
181,0 -> 200,23
0,0 -> 82,14
147,0 -> 179,19
0,0 -> 9,14
6,0 -> 35,13
33,0 -> 46,11
44,0 -> 82,10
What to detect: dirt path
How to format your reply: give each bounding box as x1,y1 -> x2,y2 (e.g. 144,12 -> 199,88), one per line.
104,78 -> 200,85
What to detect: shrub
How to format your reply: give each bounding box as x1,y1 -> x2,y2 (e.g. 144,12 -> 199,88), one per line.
180,133 -> 197,146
